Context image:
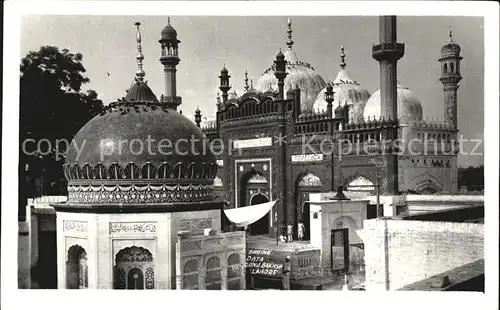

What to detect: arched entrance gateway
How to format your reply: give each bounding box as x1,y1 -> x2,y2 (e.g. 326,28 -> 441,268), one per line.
294,173 -> 322,240
113,246 -> 155,290
240,171 -> 271,236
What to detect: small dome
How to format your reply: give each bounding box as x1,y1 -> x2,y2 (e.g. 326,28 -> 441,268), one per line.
363,82 -> 424,123
161,18 -> 180,43
255,49 -> 326,113
441,30 -> 461,55
313,46 -> 370,123
334,104 -> 345,118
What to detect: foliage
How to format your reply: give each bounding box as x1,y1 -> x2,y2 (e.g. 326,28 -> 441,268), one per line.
19,46 -> 105,197
457,165 -> 484,192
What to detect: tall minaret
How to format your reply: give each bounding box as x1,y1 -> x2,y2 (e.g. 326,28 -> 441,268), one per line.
372,16 -> 405,197
219,65 -> 231,104
372,16 -> 405,121
159,17 -> 182,110
439,28 -> 462,130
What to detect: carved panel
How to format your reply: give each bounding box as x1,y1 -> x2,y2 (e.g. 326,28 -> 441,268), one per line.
179,218 -> 212,231
109,222 -> 157,234
180,241 -> 203,252
63,220 -> 88,233
112,239 -> 155,260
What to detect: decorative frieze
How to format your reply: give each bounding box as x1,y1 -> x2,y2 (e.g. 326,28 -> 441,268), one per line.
63,220 -> 88,233
109,222 -> 157,234
180,218 -> 212,231
233,137 -> 272,149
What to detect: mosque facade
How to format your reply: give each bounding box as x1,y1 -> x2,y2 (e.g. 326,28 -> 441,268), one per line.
196,18 -> 462,237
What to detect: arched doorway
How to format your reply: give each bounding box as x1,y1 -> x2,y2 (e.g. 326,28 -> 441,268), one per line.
127,268 -> 144,289
240,170 -> 271,236
249,192 -> 270,236
66,245 -> 88,289
113,246 -> 155,290
294,173 -> 322,240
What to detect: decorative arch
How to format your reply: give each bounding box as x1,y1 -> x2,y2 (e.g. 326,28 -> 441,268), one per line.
249,191 -> 269,205
347,176 -> 375,192
113,246 -> 154,290
247,173 -> 268,184
298,173 -> 322,187
213,176 -> 223,187
409,172 -> 443,194
66,245 -> 88,289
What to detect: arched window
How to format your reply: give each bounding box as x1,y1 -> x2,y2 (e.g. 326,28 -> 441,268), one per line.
205,256 -> 222,290
182,259 -> 199,289
443,63 -> 448,74
450,62 -> 455,73
66,245 -> 88,289
227,253 -> 242,290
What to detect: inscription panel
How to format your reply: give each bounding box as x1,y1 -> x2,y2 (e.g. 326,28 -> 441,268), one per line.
233,137 -> 272,149
109,222 -> 157,234
63,220 -> 88,233
291,154 -> 324,162
179,218 -> 212,231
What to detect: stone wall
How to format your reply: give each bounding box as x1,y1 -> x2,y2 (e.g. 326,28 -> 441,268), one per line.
175,230 -> 246,290
360,218 -> 484,290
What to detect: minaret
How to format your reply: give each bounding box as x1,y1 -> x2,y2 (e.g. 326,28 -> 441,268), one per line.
194,107 -> 202,127
439,28 -> 462,130
372,16 -> 405,121
372,15 -> 404,196
159,17 -> 182,110
219,64 -> 231,104
274,49 -> 287,99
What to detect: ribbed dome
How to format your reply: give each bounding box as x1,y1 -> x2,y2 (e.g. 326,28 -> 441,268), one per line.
255,49 -> 326,113
64,80 -> 216,206
363,82 -> 423,123
161,20 -> 179,43
313,69 -> 370,122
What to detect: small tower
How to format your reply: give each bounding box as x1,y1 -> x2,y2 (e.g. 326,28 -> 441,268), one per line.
194,107 -> 202,127
439,28 -> 462,130
159,17 -> 182,110
219,64 -> 231,104
325,82 -> 334,118
274,49 -> 287,100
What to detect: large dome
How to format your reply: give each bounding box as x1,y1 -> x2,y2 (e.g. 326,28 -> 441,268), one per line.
255,49 -> 326,113
363,82 -> 423,123
64,80 -> 216,205
254,19 -> 326,113
313,47 -> 370,122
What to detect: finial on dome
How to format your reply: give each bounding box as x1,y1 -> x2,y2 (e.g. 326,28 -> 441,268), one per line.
250,79 -> 253,89
244,70 -> 249,91
286,17 -> 294,50
448,26 -> 454,43
134,22 -> 145,82
168,16 -> 171,25
340,44 -> 346,70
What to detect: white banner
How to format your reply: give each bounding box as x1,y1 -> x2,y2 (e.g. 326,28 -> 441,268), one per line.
291,154 -> 324,162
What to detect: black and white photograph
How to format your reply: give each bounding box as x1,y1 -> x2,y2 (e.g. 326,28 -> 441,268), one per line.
1,1 -> 498,310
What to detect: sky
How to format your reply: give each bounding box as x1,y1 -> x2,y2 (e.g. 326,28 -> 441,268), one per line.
20,15 -> 484,167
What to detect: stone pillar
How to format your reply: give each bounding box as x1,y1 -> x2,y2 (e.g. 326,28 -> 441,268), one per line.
56,215 -> 66,289
87,214 -> 99,289
96,214 -> 112,289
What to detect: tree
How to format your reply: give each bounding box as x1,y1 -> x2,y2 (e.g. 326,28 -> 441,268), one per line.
19,46 -> 104,202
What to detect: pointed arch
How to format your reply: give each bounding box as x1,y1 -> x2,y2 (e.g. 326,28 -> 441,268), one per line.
298,173 -> 322,187
409,172 -> 443,194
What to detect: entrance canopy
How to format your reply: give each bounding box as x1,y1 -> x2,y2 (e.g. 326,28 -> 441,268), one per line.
224,201 -> 276,227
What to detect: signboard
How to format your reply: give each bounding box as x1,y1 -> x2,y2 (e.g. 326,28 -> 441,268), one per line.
246,248 -> 283,277
291,154 -> 324,162
233,137 -> 272,149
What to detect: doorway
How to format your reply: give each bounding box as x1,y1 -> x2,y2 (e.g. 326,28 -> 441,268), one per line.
249,193 -> 270,235
331,228 -> 349,273
127,268 -> 144,289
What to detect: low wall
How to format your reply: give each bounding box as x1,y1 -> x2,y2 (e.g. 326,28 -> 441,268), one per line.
360,218 -> 484,291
